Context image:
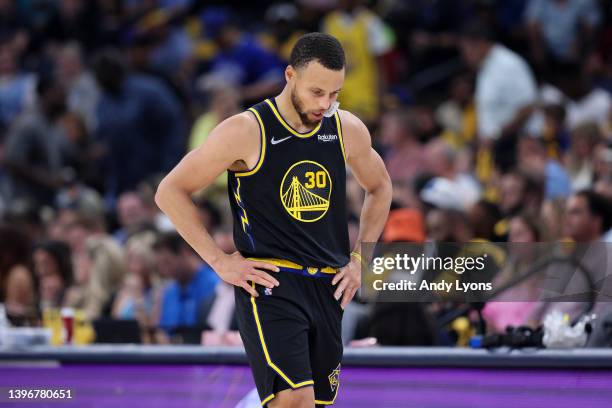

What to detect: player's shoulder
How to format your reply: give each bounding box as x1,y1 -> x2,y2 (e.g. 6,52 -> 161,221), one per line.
207,110 -> 260,144
218,110 -> 259,134
337,109 -> 372,160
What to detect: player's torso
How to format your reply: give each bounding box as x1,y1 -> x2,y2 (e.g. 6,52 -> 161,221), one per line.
227,98 -> 350,268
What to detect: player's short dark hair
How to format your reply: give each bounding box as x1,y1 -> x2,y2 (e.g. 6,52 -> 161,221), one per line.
289,32 -> 345,71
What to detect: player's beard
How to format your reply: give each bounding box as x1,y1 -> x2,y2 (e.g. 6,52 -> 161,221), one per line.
291,86 -> 320,127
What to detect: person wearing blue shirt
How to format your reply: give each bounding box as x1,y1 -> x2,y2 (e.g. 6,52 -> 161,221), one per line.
92,50 -> 186,208
154,231 -> 219,335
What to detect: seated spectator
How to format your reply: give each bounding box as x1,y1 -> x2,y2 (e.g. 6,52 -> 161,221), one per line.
482,213 -> 546,333
0,223 -> 36,325
540,197 -> 567,241
200,227 -> 241,346
422,138 -> 481,211
154,232 -> 220,341
436,73 -> 477,149
33,240 -> 73,310
113,191 -> 155,245
112,231 -> 164,344
564,122 -> 603,191
542,103 -> 570,160
64,235 -> 126,320
518,134 -> 572,200
378,109 -> 426,185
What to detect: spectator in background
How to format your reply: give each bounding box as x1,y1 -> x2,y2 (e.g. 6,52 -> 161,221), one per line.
259,3 -> 304,63
0,37 -> 35,131
482,212 -> 545,333
540,197 -> 567,241
540,190 -> 612,325
378,109 -> 426,185
64,235 -> 126,320
155,232 -> 219,340
518,134 -> 572,199
525,0 -> 601,67
112,231 -> 164,344
3,76 -> 68,210
200,227 -> 241,346
565,121 -> 603,190
60,212 -> 106,255
0,223 -> 36,325
498,170 -> 544,219
436,74 -> 477,149
189,84 -> 240,151
425,208 -> 472,243
33,240 -> 73,310
564,189 -> 611,242
188,84 -> 240,190
460,20 -> 539,173
113,191 -> 155,245
92,49 -> 186,206
322,0 -> 393,124
467,199 -> 503,242
55,42 -> 100,133
543,63 -> 612,129
542,103 -> 570,159
420,138 -> 481,211
200,8 -> 285,104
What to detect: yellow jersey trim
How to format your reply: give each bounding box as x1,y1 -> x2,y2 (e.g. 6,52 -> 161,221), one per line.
334,111 -> 346,162
248,257 -> 337,274
235,108 -> 266,177
261,393 -> 275,406
250,282 -> 315,389
315,380 -> 340,405
264,99 -> 322,138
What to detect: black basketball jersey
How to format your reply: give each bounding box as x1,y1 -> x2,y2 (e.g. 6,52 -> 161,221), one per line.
227,98 -> 350,269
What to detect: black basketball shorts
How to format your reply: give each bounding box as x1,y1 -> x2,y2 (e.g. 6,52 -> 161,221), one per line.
234,266 -> 344,406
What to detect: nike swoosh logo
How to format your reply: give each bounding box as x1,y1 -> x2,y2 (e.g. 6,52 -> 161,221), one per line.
271,136 -> 292,145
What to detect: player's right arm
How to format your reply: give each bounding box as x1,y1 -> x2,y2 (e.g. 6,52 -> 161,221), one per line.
155,112 -> 279,297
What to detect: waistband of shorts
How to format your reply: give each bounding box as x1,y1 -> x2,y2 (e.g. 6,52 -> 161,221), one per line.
247,257 -> 338,278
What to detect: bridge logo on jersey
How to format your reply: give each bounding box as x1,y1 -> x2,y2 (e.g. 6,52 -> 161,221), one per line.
280,160 -> 332,223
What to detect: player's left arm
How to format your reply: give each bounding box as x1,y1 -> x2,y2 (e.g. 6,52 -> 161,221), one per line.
332,110 -> 392,308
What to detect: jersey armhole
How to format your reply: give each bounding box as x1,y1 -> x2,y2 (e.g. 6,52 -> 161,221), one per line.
334,111 -> 347,162
233,108 -> 266,177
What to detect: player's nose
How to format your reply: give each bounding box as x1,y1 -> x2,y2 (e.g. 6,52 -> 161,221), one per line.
318,98 -> 331,111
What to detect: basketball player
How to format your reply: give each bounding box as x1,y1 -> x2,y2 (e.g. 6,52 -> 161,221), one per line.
155,33 -> 392,407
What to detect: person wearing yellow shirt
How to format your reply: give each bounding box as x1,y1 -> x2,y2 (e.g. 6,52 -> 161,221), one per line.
323,0 -> 393,124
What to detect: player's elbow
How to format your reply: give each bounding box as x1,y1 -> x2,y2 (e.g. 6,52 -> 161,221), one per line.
379,172 -> 393,206
154,176 -> 175,213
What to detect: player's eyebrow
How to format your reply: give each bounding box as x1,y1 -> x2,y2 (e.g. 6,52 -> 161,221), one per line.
309,87 -> 341,95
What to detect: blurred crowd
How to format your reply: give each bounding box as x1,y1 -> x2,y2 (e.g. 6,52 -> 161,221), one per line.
1,0 -> 612,346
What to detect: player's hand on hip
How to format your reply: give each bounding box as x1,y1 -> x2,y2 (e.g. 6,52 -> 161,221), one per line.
213,252 -> 280,297
332,256 -> 361,309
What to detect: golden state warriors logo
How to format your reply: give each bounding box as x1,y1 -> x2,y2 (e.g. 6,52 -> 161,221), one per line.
328,364 -> 340,392
280,160 -> 332,222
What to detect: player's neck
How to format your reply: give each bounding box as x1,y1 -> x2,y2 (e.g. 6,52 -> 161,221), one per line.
274,90 -> 317,133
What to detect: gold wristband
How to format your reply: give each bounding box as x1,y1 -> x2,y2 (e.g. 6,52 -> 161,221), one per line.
350,251 -> 363,264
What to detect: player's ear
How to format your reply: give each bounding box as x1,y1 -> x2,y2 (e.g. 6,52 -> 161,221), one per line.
285,65 -> 296,83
